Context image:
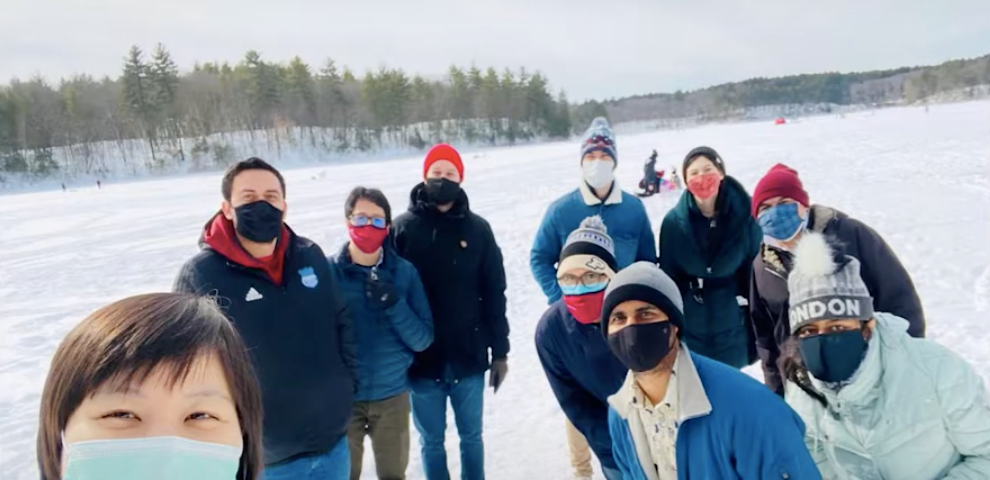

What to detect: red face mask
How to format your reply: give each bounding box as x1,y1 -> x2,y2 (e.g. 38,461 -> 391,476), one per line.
348,225 -> 389,254
687,172 -> 721,200
564,290 -> 606,325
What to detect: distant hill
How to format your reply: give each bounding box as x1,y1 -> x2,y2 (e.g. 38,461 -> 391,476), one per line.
572,54 -> 990,126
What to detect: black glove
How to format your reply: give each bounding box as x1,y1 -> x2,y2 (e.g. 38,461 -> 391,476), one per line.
366,279 -> 398,310
489,358 -> 509,393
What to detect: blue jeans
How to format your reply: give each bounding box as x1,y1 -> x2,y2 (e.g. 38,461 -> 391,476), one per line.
261,436 -> 350,480
410,373 -> 485,480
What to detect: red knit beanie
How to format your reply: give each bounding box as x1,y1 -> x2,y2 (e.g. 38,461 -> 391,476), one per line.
751,163 -> 809,217
423,144 -> 464,181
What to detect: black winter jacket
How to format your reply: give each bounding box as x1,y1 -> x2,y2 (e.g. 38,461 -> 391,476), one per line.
173,225 -> 356,465
750,205 -> 926,395
392,184 -> 509,381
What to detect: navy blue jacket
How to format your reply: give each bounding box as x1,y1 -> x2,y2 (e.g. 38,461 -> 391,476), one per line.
328,243 -> 434,402
657,176 -> 762,368
173,224 -> 355,465
535,301 -> 627,470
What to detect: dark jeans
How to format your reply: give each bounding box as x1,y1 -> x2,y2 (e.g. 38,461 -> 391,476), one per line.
348,391 -> 412,480
410,373 -> 485,480
261,436 -> 350,480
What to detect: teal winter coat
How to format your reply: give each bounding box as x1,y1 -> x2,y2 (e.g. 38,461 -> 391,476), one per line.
657,176 -> 762,368
786,313 -> 990,480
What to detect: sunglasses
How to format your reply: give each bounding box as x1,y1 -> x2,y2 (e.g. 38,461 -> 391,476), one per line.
349,215 -> 387,229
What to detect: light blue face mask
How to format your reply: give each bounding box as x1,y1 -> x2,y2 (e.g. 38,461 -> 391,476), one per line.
560,282 -> 608,296
62,436 -> 242,480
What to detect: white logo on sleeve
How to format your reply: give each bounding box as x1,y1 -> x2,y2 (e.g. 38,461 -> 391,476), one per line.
245,287 -> 264,302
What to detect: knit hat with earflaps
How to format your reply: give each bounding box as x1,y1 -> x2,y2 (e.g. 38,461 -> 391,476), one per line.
580,117 -> 618,163
559,216 -> 617,277
787,232 -> 875,333
599,262 -> 684,338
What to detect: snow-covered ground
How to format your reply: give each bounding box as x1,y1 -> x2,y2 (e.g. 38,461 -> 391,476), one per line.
1,101 -> 988,479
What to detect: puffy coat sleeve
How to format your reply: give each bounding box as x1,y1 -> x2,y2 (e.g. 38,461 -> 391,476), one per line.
608,409 -> 647,480
733,397 -> 823,480
634,202 -> 658,264
657,215 -> 689,292
480,218 -> 510,360
937,348 -> 990,479
326,258 -> 358,379
846,218 -> 926,338
173,259 -> 207,295
750,261 -> 784,396
385,262 -> 434,352
530,206 -> 564,303
535,316 -> 616,469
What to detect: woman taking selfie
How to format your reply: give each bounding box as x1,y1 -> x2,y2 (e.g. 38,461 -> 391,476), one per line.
782,233 -> 990,480
37,293 -> 264,480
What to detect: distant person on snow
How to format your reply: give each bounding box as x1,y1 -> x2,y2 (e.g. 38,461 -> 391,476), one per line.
780,233 -> 990,480
601,263 -> 821,480
529,117 -> 655,479
173,157 -> 356,480
749,163 -> 926,396
657,147 -> 762,369
328,187 -> 434,480
535,216 -> 628,480
391,144 -> 509,480
640,150 -> 660,196
96,179 -> 101,189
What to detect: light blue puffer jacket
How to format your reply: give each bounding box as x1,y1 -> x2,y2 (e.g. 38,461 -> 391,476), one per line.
786,313 -> 990,480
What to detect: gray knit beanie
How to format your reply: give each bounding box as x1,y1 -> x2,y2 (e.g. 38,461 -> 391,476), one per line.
787,232 -> 875,332
600,262 -> 684,336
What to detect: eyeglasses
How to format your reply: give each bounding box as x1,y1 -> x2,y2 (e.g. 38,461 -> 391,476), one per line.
557,271 -> 609,288
349,215 -> 387,229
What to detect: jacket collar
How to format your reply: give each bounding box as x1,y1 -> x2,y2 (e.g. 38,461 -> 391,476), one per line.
579,181 -> 623,206
335,241 -> 388,273
608,344 -> 712,423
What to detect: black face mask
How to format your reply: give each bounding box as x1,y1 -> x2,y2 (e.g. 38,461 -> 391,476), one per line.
607,321 -> 674,373
233,200 -> 283,243
424,178 -> 461,205
799,329 -> 869,384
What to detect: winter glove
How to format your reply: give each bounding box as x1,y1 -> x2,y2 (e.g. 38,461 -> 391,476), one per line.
366,279 -> 399,310
489,357 -> 509,393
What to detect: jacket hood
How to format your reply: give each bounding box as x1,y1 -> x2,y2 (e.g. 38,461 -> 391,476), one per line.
407,182 -> 470,218
199,211 -> 292,284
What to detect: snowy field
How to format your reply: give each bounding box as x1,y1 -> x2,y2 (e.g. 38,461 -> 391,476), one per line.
2,101 -> 989,479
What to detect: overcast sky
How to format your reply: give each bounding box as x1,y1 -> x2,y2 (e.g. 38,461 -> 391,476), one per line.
2,0 -> 988,101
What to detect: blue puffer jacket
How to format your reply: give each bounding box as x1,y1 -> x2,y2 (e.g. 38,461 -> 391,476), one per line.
608,345 -> 821,480
786,313 -> 990,480
328,243 -> 434,402
531,182 -> 656,303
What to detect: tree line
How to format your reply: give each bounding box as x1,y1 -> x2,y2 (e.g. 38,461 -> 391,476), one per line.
0,45 -> 573,181
596,54 -> 990,124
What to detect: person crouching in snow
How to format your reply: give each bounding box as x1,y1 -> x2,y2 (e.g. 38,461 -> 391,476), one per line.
657,147 -> 762,369
601,262 -> 821,480
328,187 -> 434,480
750,163 -> 926,396
535,216 -> 628,480
780,232 -> 990,480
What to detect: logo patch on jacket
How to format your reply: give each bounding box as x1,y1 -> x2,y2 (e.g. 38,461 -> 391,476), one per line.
299,267 -> 319,288
245,287 -> 264,302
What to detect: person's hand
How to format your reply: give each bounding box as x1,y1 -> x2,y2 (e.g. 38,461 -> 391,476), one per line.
367,279 -> 398,310
489,358 -> 509,393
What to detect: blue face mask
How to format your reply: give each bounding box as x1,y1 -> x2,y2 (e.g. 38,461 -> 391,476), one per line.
798,330 -> 869,384
62,436 -> 242,480
758,203 -> 807,242
560,282 -> 608,296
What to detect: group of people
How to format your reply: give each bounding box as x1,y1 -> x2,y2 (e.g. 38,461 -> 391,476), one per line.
33,116 -> 989,480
